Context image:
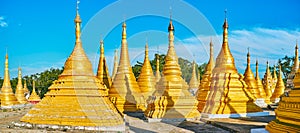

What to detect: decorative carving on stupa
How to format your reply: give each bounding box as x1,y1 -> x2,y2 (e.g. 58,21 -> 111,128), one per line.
155,54 -> 161,82
137,43 -> 156,99
15,67 -> 27,104
286,40 -> 299,92
111,49 -> 118,82
144,16 -> 200,120
188,61 -> 199,95
270,65 -> 285,103
0,52 -> 20,108
255,60 -> 267,107
109,21 -> 145,113
27,81 -> 40,104
266,62 -> 300,132
21,2 -> 124,129
196,39 -> 214,112
262,61 -> 273,104
96,39 -> 112,89
201,12 -> 262,117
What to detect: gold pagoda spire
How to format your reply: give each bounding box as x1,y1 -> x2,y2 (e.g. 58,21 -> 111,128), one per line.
27,80 -> 40,104
189,61 -> 199,95
263,61 -> 273,104
21,1 -> 124,129
286,41 -> 299,92
23,80 -> 30,99
272,65 -> 278,92
270,65 -> 285,103
0,52 -> 20,108
109,21 -> 145,113
96,39 -> 112,89
145,15 -> 200,120
15,67 -> 27,104
155,54 -> 161,82
255,60 -> 267,107
137,42 -> 156,98
196,38 -> 215,112
111,49 -> 118,81
202,12 -> 262,116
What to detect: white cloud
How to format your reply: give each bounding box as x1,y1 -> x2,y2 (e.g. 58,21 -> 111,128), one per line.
0,16 -> 8,27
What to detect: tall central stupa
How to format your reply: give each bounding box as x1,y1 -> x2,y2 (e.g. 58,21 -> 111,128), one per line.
202,13 -> 263,118
21,2 -> 124,130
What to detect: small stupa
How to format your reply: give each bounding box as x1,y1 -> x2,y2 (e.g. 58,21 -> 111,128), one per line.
109,21 -> 145,113
137,43 -> 156,99
255,60 -> 267,107
111,49 -> 118,81
21,2 -> 124,130
262,61 -> 273,104
155,54 -> 161,82
15,67 -> 28,104
272,65 -> 278,93
144,16 -> 200,121
286,41 -> 299,92
27,81 -> 41,104
0,52 -> 20,108
188,61 -> 199,95
201,12 -> 263,118
270,65 -> 285,103
196,39 -> 214,112
96,39 -> 112,89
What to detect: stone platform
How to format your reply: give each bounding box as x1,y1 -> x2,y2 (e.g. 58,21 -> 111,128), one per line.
201,111 -> 270,118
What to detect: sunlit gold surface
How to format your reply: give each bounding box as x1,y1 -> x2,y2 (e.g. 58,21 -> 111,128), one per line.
262,61 -> 273,104
15,67 -> 27,104
272,65 -> 278,93
196,39 -> 214,112
27,81 -> 40,104
109,22 -> 145,113
0,53 -> 20,107
243,50 -> 260,99
266,62 -> 300,132
96,40 -> 112,89
202,18 -> 262,115
155,54 -> 161,82
21,7 -> 124,127
255,60 -> 266,99
189,61 -> 199,92
137,43 -> 156,98
111,49 -> 118,82
286,41 -> 299,92
270,65 -> 285,103
145,19 -> 200,119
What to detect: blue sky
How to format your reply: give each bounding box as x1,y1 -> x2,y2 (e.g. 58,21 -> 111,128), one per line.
0,0 -> 299,78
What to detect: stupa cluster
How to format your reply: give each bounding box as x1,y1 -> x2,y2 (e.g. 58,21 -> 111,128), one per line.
1,1 -> 300,132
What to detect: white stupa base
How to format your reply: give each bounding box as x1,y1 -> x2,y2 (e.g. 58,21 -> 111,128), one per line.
271,98 -> 280,104
254,98 -> 268,108
201,111 -> 270,119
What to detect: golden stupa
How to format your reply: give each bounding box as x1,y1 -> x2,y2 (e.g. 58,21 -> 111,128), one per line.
266,62 -> 300,132
111,49 -> 118,81
14,67 -> 27,104
23,80 -> 30,99
286,41 -> 299,92
202,14 -> 262,117
0,53 -> 20,108
96,39 -> 112,89
27,81 -> 41,104
272,65 -> 278,93
144,17 -> 200,120
197,70 -> 201,83
255,60 -> 267,107
109,21 -> 145,113
262,61 -> 273,104
137,43 -> 156,99
196,39 -> 214,112
243,49 -> 260,99
21,3 -> 124,129
270,65 -> 285,103
188,61 -> 199,95
155,54 -> 161,82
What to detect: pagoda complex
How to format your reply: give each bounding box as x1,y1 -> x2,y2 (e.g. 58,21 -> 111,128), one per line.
15,67 -> 28,104
21,2 -> 124,130
137,43 -> 156,99
201,14 -> 263,118
111,49 -> 118,81
109,21 -> 145,113
0,53 -> 20,108
155,54 -> 161,82
262,61 -> 273,104
286,41 -> 299,92
196,39 -> 214,112
266,62 -> 300,132
188,61 -> 199,95
27,81 -> 41,104
270,65 -> 285,103
255,60 -> 267,107
144,17 -> 200,121
96,39 -> 112,89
